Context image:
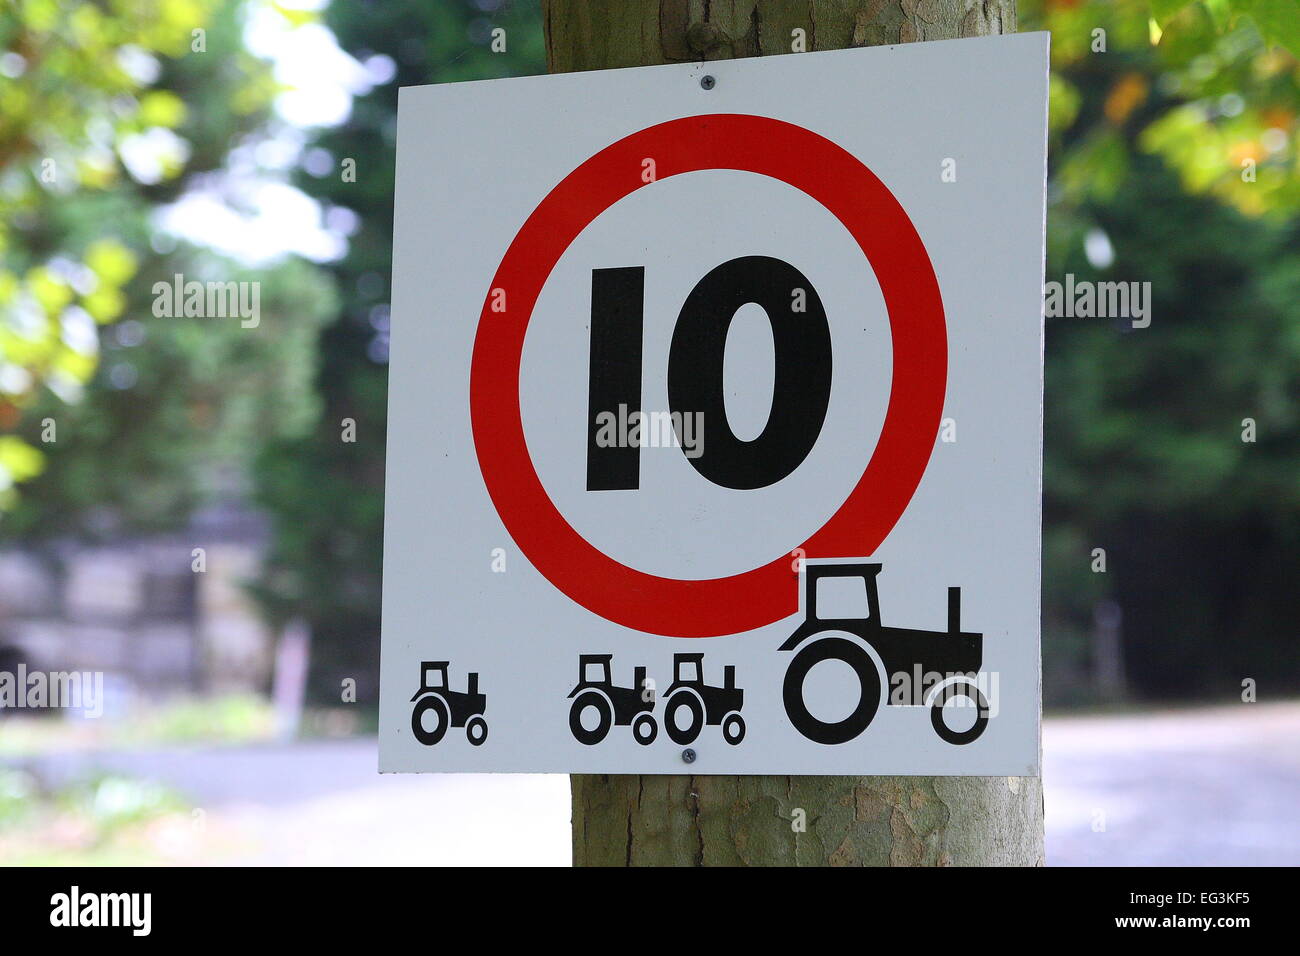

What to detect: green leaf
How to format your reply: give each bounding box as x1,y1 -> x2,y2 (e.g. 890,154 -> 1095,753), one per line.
1200,0 -> 1233,30
138,90 -> 187,129
85,239 -> 138,288
1149,0 -> 1193,21
0,436 -> 46,487
1233,0 -> 1300,55
82,287 -> 128,323
28,268 -> 73,314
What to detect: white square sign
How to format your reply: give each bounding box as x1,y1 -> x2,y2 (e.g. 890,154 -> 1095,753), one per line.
380,34 -> 1049,775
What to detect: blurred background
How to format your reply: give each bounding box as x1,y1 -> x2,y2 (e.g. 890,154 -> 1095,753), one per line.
0,0 -> 1296,865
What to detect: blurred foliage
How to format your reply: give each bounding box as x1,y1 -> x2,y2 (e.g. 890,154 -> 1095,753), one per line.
111,691 -> 273,744
251,0 -> 546,703
1027,0 -> 1300,701
1042,0 -> 1300,226
0,693 -> 274,755
5,256 -> 334,536
0,0 -> 217,503
0,766 -> 191,865
0,0 -> 331,533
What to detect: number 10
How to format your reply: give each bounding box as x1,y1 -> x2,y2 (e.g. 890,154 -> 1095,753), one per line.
586,255 -> 832,492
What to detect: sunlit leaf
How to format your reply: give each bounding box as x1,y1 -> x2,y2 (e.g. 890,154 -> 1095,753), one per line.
84,239 -> 138,287
1231,0 -> 1300,55
0,436 -> 46,484
138,90 -> 187,128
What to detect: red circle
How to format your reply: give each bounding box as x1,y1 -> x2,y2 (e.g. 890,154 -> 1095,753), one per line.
470,114 -> 945,637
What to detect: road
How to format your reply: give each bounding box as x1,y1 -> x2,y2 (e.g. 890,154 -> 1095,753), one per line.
1043,702 -> 1300,866
8,702 -> 1297,865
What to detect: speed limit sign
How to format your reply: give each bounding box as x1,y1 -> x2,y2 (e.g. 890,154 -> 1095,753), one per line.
380,34 -> 1049,774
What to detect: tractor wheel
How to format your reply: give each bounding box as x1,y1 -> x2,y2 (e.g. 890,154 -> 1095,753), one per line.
411,695 -> 450,746
782,636 -> 881,745
465,715 -> 488,746
930,680 -> 989,745
569,690 -> 613,745
664,692 -> 704,745
721,712 -> 746,745
632,712 -> 658,746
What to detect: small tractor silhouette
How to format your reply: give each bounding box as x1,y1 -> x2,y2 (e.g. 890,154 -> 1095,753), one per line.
410,661 -> 487,746
780,563 -> 989,746
662,653 -> 745,746
567,654 -> 657,745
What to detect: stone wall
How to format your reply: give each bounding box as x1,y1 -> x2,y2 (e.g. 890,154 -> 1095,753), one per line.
0,534 -> 274,701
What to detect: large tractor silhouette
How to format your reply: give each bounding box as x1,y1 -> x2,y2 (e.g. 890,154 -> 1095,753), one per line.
780,563 -> 989,746
410,661 -> 488,746
662,653 -> 745,746
567,654 -> 657,745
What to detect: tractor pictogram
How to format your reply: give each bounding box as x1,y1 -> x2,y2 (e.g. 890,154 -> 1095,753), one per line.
567,654 -> 657,745
780,563 -> 990,746
410,661 -> 488,746
662,653 -> 745,746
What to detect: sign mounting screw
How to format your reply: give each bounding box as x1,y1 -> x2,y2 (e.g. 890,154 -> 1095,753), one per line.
700,75 -> 716,91
681,748 -> 697,763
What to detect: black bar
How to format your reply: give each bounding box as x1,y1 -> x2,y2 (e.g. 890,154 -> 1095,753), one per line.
586,266 -> 644,491
1,866 -> 1278,937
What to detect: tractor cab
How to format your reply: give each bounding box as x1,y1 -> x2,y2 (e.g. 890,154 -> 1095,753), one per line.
412,661 -> 449,700
672,653 -> 703,685
780,563 -> 882,651
811,564 -> 881,622
569,653 -> 614,696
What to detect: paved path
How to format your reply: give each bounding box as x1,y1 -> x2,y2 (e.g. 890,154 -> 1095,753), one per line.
8,702 -> 1297,865
11,741 -> 571,866
1043,702 -> 1300,866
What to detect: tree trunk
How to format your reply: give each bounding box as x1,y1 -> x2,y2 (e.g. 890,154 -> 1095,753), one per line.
544,0 -> 1016,72
547,0 -> 1043,867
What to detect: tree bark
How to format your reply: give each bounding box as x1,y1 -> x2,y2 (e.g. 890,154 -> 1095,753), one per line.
547,0 -> 1043,867
544,0 -> 1016,72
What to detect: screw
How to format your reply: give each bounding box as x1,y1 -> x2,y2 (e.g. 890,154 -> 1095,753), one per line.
682,748 -> 697,763
700,75 -> 715,91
